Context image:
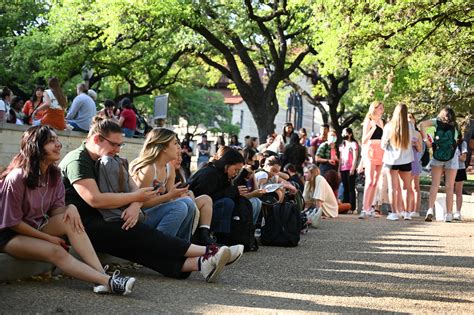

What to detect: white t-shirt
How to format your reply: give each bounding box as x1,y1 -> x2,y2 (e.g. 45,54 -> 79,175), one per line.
303,175 -> 338,218
381,122 -> 414,165
457,141 -> 468,170
45,89 -> 61,109
0,99 -> 10,122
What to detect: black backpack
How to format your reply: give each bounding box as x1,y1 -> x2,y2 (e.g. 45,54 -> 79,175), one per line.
433,121 -> 457,161
215,197 -> 257,252
261,201 -> 301,247
420,142 -> 430,167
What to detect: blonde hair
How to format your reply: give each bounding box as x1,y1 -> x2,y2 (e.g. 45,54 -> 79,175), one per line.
129,128 -> 176,177
364,101 -> 383,121
305,164 -> 320,193
389,103 -> 410,149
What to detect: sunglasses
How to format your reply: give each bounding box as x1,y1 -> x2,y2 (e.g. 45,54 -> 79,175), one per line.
100,135 -> 126,148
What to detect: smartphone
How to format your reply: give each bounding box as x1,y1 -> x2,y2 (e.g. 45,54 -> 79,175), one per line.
177,181 -> 189,188
153,182 -> 163,191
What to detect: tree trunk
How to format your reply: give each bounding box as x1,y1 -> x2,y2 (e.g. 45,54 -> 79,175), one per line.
246,96 -> 279,144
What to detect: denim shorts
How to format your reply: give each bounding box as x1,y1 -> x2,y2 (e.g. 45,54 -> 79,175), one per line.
430,157 -> 459,170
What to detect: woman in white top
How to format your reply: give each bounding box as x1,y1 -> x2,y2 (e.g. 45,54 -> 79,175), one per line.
33,77 -> 67,130
129,128 -> 196,241
0,87 -> 13,123
255,156 -> 297,203
381,103 -> 421,221
302,164 -> 338,218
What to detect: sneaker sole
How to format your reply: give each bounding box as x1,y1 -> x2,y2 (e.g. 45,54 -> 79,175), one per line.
425,214 -> 433,222
206,248 -> 230,283
227,245 -> 244,266
93,285 -> 109,294
123,277 -> 136,296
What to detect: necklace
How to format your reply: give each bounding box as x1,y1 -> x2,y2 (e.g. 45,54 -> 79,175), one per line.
37,172 -> 50,230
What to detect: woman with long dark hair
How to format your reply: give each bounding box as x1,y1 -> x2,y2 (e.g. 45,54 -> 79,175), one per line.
338,127 -> 359,211
22,86 -> 45,125
0,87 -> 13,123
189,148 -> 245,236
0,126 -> 135,295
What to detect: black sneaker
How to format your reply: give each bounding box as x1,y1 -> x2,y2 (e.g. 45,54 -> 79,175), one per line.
109,270 -> 136,295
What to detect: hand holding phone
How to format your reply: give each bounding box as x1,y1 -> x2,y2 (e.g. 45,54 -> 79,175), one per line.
153,182 -> 163,191
177,181 -> 189,189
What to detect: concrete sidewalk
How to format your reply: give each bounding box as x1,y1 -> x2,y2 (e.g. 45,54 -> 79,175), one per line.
1,215 -> 473,313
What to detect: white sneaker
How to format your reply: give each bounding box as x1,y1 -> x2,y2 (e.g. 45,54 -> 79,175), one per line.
200,245 -> 230,283
425,208 -> 434,222
453,212 -> 461,221
368,210 -> 380,218
359,211 -> 368,219
226,245 -> 244,266
386,212 -> 400,221
403,212 -> 412,220
444,213 -> 453,223
97,270 -> 135,295
410,212 -> 420,218
311,208 -> 323,228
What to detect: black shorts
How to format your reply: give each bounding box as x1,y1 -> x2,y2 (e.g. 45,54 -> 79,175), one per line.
0,229 -> 17,252
455,168 -> 467,182
385,163 -> 412,172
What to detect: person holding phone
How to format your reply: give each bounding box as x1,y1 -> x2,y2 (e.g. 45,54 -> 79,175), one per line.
60,118 -> 243,283
1,126 -> 136,295
129,128 -> 197,241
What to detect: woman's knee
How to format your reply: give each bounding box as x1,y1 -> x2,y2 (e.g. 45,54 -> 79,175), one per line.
47,245 -> 70,264
173,203 -> 189,219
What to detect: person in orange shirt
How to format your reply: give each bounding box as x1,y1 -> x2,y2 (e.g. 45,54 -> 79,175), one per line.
22,86 -> 45,125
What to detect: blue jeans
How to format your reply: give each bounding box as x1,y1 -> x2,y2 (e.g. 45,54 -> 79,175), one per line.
144,199 -> 193,241
197,155 -> 209,168
174,196 -> 197,241
212,198 -> 234,233
248,197 -> 262,225
122,127 -> 135,138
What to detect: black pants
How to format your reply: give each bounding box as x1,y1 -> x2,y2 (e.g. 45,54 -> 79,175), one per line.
341,170 -> 356,210
78,204 -> 192,279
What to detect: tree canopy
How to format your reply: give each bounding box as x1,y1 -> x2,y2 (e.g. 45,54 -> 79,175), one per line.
1,0 -> 472,136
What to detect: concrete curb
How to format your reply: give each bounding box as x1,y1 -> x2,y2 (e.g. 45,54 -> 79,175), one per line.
0,252 -> 130,282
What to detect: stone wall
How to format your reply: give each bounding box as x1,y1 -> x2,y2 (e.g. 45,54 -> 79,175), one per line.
0,123 -> 146,170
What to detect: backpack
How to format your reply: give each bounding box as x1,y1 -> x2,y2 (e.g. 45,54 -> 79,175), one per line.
432,121 -> 457,162
215,197 -> 257,252
420,142 -> 430,167
261,201 -> 301,247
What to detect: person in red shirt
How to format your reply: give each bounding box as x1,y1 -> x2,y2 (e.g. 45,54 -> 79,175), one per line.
118,98 -> 137,138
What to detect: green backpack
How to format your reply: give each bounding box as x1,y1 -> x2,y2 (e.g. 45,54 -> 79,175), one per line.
432,121 -> 456,162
